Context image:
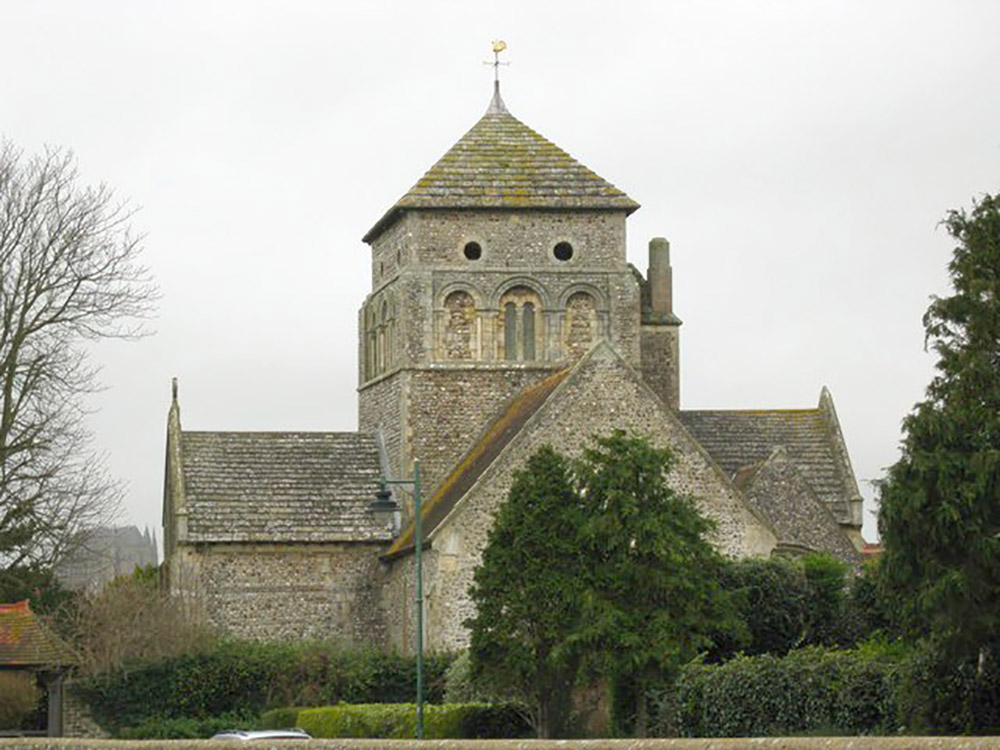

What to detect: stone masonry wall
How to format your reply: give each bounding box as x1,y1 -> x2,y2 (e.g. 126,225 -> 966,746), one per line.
360,209 -> 644,499
62,683 -> 108,739
169,542 -> 385,644
640,325 -> 680,410
407,345 -> 776,652
406,367 -> 555,497
365,210 -> 641,371
389,209 -> 627,269
358,372 -> 405,481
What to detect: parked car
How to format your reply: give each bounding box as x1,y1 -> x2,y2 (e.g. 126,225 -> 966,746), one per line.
211,728 -> 311,741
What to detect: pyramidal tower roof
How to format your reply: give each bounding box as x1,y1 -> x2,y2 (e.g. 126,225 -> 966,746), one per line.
363,83 -> 640,243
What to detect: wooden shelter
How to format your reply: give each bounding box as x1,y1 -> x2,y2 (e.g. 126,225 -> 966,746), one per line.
0,600 -> 77,736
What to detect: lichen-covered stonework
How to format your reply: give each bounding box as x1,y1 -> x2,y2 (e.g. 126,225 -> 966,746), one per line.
383,344 -> 776,653
169,543 -> 385,643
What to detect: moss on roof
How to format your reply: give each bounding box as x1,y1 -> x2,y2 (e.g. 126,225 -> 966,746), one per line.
0,601 -> 77,668
386,368 -> 570,558
363,90 -> 639,243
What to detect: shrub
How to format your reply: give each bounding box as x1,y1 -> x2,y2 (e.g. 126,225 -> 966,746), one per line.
710,556 -> 810,659
291,702 -> 529,739
115,713 -> 258,739
443,650 -> 517,704
0,672 -> 42,729
896,642 -> 1000,734
65,567 -> 214,676
259,707 -> 301,730
668,645 -> 903,737
801,553 -> 851,646
71,638 -> 457,735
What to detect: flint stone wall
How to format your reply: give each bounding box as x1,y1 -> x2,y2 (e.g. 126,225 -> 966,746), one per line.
168,543 -> 385,643
383,345 -> 776,653
640,325 -> 680,411
360,209 -> 644,505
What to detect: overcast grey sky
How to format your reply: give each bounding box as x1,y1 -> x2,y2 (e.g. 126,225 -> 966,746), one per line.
2,0 -> 998,545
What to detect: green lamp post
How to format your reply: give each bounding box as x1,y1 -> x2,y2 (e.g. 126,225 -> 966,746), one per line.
372,459 -> 424,740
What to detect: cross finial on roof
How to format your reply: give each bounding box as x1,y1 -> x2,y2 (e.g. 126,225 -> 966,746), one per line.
484,40 -> 510,115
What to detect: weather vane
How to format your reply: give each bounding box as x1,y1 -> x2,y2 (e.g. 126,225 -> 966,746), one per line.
484,40 -> 509,83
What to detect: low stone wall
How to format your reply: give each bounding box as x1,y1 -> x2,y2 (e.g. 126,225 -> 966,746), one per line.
1,738 -> 1000,750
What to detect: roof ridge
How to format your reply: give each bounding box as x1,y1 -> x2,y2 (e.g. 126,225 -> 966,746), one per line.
182,430 -> 370,437
680,408 -> 822,415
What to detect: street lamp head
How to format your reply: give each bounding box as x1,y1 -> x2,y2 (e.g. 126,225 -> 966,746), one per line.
371,481 -> 398,528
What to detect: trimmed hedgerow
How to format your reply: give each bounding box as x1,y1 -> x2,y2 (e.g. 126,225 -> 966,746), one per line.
274,702 -> 529,739
665,644 -> 904,737
71,638 -> 456,736
115,713 -> 259,739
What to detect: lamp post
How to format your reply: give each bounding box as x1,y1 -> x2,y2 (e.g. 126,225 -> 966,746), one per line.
371,459 -> 424,740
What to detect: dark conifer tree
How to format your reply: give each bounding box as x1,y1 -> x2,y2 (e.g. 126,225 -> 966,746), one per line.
878,194 -> 1000,666
467,445 -> 586,738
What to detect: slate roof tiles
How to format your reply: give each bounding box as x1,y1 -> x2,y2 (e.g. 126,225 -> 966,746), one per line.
678,409 -> 853,523
181,431 -> 388,543
363,87 -> 638,242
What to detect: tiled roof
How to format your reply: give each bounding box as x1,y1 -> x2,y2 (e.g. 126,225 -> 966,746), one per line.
386,368 -> 570,558
679,409 -> 852,523
0,601 -> 76,668
182,432 -> 389,543
363,86 -> 639,242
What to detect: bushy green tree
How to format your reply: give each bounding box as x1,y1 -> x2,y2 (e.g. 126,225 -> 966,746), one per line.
572,430 -> 738,736
467,446 -> 586,738
878,193 -> 1000,664
800,552 -> 850,646
710,556 -> 807,659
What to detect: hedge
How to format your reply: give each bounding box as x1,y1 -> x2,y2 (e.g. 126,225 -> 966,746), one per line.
115,713 -> 259,740
666,644 -> 904,737
71,639 -> 455,735
261,702 -> 530,739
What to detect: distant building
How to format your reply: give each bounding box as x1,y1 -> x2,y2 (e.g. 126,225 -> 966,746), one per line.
55,526 -> 157,591
163,81 -> 864,651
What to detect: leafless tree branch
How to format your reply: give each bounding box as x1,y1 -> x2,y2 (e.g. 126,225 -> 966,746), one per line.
0,139 -> 157,572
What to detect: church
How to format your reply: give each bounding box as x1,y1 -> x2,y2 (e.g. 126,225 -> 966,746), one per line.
162,79 -> 864,653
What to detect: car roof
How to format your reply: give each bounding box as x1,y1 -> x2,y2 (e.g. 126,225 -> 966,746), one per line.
211,728 -> 311,740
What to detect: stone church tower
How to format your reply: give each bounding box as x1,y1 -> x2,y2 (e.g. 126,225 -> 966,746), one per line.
358,83 -> 680,504
162,75 -> 863,652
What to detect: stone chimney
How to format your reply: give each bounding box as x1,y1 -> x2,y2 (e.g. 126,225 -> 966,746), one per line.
647,237 -> 674,323
640,237 -> 681,410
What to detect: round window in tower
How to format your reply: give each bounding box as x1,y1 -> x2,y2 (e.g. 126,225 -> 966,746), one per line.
463,241 -> 483,261
553,241 -> 574,261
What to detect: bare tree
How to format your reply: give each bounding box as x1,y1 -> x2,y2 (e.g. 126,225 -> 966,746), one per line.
66,569 -> 214,676
0,139 -> 156,574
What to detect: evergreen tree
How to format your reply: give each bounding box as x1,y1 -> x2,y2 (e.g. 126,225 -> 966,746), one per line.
572,430 -> 737,736
878,193 -> 1000,664
466,445 -> 586,738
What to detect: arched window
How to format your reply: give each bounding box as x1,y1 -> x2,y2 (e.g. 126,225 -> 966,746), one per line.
367,306 -> 378,379
498,286 -> 543,361
444,291 -> 476,360
523,302 -> 536,360
377,302 -> 388,375
387,299 -> 396,369
504,302 -> 517,361
565,291 -> 597,359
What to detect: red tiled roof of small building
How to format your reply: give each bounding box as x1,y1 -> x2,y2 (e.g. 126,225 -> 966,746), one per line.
0,600 -> 77,668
